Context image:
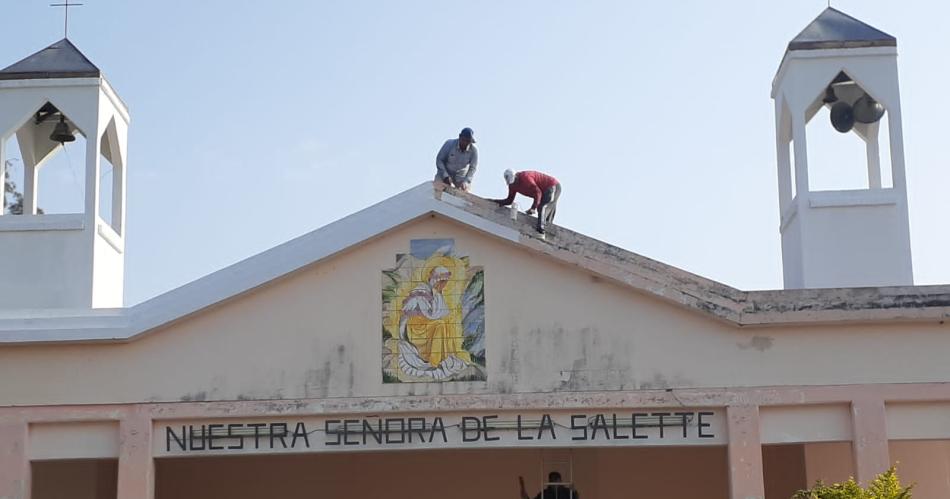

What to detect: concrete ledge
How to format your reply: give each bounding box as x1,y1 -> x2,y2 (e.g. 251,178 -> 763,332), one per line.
0,213 -> 84,232
809,188 -> 898,208
4,382 -> 950,420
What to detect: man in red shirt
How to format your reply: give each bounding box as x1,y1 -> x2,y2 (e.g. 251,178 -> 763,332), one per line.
493,169 -> 562,234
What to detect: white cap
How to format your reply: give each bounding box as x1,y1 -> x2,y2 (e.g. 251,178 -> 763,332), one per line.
503,169 -> 515,184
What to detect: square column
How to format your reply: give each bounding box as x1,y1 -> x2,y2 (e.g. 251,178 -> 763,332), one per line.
0,138 -> 6,214
0,421 -> 30,499
851,399 -> 889,485
116,409 -> 154,499
727,405 -> 765,499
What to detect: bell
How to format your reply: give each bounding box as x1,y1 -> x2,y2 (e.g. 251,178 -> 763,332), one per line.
830,102 -> 855,133
822,85 -> 838,104
50,116 -> 75,144
853,94 -> 885,124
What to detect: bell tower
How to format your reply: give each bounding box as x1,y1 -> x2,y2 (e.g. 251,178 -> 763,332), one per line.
772,8 -> 912,289
0,39 -> 129,309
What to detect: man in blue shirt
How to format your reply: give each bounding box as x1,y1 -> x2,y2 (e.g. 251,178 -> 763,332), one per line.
435,127 -> 478,191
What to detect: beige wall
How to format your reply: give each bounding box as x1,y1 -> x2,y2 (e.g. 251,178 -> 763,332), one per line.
2,216 -> 950,407
154,447 -> 729,499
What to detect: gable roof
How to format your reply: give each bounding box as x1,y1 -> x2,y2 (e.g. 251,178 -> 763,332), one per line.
2,182 -> 950,345
0,38 -> 101,81
788,8 -> 896,51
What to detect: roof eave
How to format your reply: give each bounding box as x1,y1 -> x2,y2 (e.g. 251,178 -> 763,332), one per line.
0,70 -> 101,81
787,39 -> 897,51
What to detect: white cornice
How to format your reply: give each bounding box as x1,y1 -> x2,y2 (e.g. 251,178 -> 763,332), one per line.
771,46 -> 897,98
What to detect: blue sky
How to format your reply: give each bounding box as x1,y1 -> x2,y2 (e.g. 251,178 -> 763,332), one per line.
2,1 -> 949,305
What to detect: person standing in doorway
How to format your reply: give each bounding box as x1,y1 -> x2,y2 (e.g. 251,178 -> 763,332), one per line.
493,169 -> 562,234
435,127 -> 478,191
519,472 -> 579,499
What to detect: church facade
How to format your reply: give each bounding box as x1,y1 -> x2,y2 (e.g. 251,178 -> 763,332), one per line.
3,9 -> 950,499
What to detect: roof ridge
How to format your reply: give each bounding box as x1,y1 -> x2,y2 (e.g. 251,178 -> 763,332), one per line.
58,38 -> 99,72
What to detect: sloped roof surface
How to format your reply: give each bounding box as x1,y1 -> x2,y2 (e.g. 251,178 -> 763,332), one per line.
0,38 -> 100,80
2,182 -> 950,345
788,8 -> 896,51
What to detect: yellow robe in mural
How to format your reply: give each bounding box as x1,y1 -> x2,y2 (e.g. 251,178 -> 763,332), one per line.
396,261 -> 472,378
401,282 -> 471,367
404,305 -> 471,367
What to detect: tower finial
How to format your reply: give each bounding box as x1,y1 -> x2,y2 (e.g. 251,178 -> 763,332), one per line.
50,0 -> 84,38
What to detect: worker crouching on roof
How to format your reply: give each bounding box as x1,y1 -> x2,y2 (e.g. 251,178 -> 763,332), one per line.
493,169 -> 562,234
435,127 -> 478,191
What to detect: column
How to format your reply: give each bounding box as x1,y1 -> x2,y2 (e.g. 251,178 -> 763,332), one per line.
84,127 -> 100,223
865,123 -> 882,189
791,114 -> 810,204
0,421 -> 31,499
851,398 -> 889,485
727,405 -> 765,499
775,100 -> 793,214
116,408 -> 154,499
886,99 -> 908,193
0,138 -> 7,214
23,163 -> 37,215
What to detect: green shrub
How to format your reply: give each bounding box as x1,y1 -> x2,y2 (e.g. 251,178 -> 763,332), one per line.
793,468 -> 912,499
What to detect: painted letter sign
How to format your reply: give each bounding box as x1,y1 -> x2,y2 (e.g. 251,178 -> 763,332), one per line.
156,410 -> 724,457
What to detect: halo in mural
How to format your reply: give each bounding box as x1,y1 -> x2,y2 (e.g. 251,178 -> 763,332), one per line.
382,239 -> 486,383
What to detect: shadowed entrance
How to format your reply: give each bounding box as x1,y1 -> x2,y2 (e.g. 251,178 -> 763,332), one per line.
155,447 -> 730,499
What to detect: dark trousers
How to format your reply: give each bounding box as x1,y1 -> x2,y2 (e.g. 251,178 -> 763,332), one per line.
537,183 -> 561,231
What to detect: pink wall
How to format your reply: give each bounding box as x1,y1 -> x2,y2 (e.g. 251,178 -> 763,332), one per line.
889,440 -> 950,499
25,444 -> 870,499
804,442 -> 855,486
763,445 -> 807,498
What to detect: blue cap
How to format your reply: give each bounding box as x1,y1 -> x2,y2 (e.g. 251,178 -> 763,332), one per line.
459,127 -> 476,143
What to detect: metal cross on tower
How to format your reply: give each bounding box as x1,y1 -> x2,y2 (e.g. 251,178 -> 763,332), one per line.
50,0 -> 84,38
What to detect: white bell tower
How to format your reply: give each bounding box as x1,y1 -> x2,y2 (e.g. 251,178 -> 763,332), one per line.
772,8 -> 913,289
0,39 -> 129,309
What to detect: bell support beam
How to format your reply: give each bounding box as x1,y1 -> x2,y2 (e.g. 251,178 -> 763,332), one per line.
22,163 -> 37,215
790,114 -> 810,205
865,122 -> 882,189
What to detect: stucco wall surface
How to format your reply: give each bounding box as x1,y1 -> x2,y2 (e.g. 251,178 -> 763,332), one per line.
1,215 -> 950,406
